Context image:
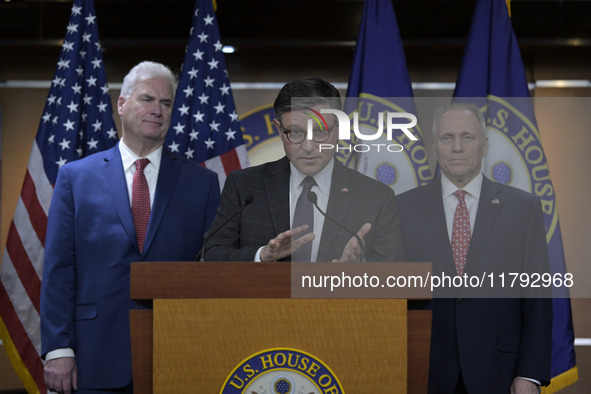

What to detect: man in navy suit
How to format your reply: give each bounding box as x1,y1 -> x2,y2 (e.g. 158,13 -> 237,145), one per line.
396,103 -> 552,394
205,77 -> 404,263
41,61 -> 220,393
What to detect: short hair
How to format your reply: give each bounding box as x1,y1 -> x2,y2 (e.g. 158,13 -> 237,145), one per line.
120,61 -> 177,99
432,102 -> 487,139
273,77 -> 342,120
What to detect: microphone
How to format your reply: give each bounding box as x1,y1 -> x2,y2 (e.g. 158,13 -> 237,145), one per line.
308,191 -> 367,262
196,193 -> 254,261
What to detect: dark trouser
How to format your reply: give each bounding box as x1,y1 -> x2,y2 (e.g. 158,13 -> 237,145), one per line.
73,382 -> 133,394
453,371 -> 468,394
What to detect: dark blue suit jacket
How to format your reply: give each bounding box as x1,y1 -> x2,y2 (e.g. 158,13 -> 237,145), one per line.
205,156 -> 404,262
40,143 -> 220,389
397,177 -> 552,393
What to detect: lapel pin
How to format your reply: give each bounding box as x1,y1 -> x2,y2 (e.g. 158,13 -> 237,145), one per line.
491,198 -> 500,204
341,187 -> 349,192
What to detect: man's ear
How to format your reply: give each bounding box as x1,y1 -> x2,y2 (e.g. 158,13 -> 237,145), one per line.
117,96 -> 126,116
272,118 -> 282,136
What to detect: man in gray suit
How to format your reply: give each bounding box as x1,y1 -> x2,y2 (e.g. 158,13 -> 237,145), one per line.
396,103 -> 552,394
205,77 -> 404,262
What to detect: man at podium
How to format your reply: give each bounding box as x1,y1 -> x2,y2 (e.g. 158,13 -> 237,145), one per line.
205,77 -> 404,263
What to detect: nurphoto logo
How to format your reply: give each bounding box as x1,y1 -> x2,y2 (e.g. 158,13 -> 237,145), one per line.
306,108 -> 418,153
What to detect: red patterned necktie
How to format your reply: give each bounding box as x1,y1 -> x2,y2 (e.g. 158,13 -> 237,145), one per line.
451,190 -> 471,275
132,158 -> 150,254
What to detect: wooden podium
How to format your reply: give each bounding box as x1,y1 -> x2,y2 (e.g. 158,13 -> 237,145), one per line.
130,262 -> 431,393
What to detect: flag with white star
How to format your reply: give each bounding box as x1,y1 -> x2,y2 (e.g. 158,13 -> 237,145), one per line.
36,0 -> 118,183
0,0 -> 117,392
166,0 -> 249,188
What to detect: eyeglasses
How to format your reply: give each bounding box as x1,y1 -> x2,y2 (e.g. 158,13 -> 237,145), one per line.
278,120 -> 336,144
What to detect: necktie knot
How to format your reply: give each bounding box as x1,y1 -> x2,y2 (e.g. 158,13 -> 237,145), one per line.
136,158 -> 150,172
302,176 -> 316,191
454,189 -> 467,202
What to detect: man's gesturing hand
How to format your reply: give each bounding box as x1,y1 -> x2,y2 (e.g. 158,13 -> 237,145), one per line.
260,225 -> 315,262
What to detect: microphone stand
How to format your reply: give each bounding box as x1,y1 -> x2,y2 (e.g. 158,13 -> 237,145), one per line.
308,191 -> 367,262
196,193 -> 254,261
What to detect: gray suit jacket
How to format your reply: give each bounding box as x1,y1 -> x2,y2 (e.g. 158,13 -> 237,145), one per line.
205,156 -> 405,262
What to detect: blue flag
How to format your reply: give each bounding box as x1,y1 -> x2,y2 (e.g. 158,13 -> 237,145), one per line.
166,0 -> 249,189
0,0 -> 117,391
345,0 -> 432,194
454,0 -> 577,391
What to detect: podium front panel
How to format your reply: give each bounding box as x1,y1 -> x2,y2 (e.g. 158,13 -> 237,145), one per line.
153,298 -> 407,393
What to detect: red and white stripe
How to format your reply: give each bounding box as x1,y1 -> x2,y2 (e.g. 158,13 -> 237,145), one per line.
0,141 -> 53,393
203,144 -> 249,189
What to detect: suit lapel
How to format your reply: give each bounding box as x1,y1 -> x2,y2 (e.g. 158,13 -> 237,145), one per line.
317,162 -> 354,261
264,157 -> 291,236
102,144 -> 138,250
421,180 -> 457,275
465,177 -> 503,275
143,149 -> 179,254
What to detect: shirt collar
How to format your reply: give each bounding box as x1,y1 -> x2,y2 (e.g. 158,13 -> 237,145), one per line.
441,172 -> 483,200
290,158 -> 334,195
119,139 -> 162,172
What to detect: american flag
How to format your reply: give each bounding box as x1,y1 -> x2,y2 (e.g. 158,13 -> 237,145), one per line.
0,0 -> 117,391
165,0 -> 249,187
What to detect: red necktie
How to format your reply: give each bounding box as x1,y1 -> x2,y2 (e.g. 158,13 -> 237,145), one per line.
451,190 -> 470,275
132,158 -> 150,254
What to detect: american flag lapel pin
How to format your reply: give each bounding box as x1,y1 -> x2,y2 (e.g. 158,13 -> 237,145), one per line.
491,198 -> 500,204
341,187 -> 349,192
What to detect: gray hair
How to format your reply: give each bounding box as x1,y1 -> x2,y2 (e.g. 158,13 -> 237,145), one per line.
120,61 -> 177,99
432,102 -> 487,139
